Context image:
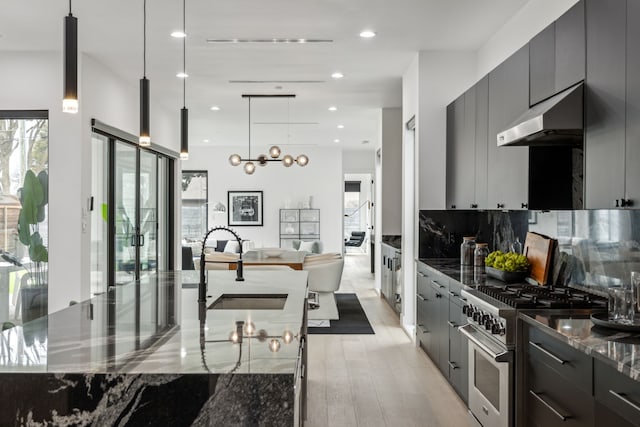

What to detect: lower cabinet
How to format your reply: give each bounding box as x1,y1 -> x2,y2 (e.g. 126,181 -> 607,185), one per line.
519,321 -> 640,427
520,323 -> 594,426
594,359 -> 640,427
415,262 -> 468,404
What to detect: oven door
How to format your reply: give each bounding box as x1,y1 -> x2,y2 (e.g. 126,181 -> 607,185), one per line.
460,324 -> 513,427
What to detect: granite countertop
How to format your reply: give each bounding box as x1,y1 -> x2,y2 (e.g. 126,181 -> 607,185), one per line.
381,235 -> 402,250
0,270 -> 308,375
519,310 -> 640,381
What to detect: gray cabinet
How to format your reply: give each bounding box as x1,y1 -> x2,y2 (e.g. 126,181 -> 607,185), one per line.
594,359 -> 640,427
381,243 -> 400,315
530,1 -> 585,106
585,0 -> 627,208
555,0 -> 585,92
487,44 -> 530,210
520,323 -> 595,426
625,0 -> 640,208
416,263 -> 448,374
415,262 -> 467,403
446,77 -> 488,210
529,23 -> 557,106
448,282 -> 468,403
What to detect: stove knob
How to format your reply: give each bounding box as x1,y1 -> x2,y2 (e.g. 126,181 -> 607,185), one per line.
481,314 -> 491,325
466,306 -> 475,318
462,305 -> 469,315
491,323 -> 505,335
472,311 -> 482,322
485,319 -> 493,330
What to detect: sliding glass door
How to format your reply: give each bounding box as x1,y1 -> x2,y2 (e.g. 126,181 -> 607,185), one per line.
91,128 -> 174,291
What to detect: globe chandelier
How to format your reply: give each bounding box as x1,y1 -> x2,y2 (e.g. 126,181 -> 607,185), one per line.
229,94 -> 309,175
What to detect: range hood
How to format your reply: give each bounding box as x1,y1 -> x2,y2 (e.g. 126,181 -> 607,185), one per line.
497,83 -> 583,147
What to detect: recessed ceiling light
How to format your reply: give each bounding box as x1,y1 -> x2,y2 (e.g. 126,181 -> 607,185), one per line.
337,124 -> 344,129
331,72 -> 344,79
334,139 -> 340,143
362,140 -> 370,144
171,31 -> 187,38
359,30 -> 376,38
203,139 -> 209,143
328,106 -> 337,112
210,106 -> 221,111
176,72 -> 188,78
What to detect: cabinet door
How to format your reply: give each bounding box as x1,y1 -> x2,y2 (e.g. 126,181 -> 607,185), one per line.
626,0 -> 640,206
585,0 -> 626,208
594,359 -> 640,427
555,0 -> 585,92
448,299 -> 468,403
487,45 -> 530,210
530,22 -> 556,106
474,76 -> 489,209
446,93 -> 473,209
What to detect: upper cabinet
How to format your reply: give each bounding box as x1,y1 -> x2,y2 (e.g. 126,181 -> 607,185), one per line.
584,0 -> 628,208
487,45 -> 530,210
530,1 -> 585,106
446,78 -> 488,210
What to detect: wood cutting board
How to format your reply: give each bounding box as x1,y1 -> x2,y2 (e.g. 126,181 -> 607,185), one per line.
523,232 -> 555,285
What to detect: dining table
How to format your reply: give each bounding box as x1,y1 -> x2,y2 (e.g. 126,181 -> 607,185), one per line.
230,250 -> 306,271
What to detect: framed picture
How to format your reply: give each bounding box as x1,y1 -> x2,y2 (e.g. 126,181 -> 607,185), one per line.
228,191 -> 263,226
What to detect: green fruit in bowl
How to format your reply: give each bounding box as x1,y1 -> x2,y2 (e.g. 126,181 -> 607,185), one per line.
485,250 -> 529,272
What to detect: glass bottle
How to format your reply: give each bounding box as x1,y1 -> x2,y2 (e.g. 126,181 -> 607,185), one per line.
511,237 -> 523,255
474,243 -> 489,285
460,236 -> 476,266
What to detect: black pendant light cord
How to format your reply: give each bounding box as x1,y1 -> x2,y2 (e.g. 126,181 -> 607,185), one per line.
248,97 -> 252,159
68,0 -> 72,15
143,0 -> 147,78
183,0 -> 186,108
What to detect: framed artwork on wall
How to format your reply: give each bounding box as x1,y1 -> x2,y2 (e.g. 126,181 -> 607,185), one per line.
228,191 -> 263,226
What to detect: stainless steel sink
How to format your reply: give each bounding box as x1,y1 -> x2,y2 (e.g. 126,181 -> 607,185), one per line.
208,294 -> 288,310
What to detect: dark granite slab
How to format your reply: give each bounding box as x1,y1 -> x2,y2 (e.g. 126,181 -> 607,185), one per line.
382,235 -> 402,250
519,310 -> 640,382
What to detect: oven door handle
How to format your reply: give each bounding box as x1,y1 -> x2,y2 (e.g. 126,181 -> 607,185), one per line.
459,324 -> 512,363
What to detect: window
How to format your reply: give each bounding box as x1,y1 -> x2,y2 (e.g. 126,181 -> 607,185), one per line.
0,111 -> 49,323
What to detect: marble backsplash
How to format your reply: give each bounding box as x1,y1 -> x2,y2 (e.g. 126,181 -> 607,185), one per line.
419,209 -> 640,294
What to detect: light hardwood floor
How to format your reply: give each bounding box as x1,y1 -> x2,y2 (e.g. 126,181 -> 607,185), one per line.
306,253 -> 470,427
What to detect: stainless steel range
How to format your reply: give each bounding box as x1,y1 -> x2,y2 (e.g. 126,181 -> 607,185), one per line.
460,283 -> 607,427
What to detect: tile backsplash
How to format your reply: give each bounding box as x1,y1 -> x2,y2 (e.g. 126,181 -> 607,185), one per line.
419,209 -> 640,295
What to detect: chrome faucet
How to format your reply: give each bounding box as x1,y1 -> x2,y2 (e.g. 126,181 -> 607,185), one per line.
199,226 -> 244,303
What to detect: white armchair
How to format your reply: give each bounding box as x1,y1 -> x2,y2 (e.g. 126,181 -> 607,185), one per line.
304,254 -> 344,320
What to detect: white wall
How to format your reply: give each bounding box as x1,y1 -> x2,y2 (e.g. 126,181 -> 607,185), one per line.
0,51 -> 179,313
381,107 -> 403,235
417,51 -> 478,210
182,145 -> 344,253
477,0 -> 580,79
342,150 -> 375,175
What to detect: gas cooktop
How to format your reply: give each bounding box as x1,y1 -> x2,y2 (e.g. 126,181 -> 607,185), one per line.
474,283 -> 608,310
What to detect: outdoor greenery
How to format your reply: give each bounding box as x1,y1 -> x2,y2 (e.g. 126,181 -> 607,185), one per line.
17,169 -> 49,287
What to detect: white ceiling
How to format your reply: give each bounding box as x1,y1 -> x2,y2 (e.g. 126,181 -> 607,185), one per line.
0,0 -> 529,152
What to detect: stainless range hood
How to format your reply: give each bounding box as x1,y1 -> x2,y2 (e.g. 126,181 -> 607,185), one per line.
497,83 -> 583,147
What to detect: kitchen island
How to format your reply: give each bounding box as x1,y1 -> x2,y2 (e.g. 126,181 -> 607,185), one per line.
0,270 -> 308,426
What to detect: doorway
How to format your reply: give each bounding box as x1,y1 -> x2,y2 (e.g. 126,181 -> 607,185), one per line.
344,174 -> 373,256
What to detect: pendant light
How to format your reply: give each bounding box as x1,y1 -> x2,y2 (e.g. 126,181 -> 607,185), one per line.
62,0 -> 78,114
228,94 -> 309,175
179,0 -> 189,160
139,0 -> 151,146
